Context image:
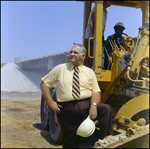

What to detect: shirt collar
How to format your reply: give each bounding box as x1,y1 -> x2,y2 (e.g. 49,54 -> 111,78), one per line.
70,62 -> 83,72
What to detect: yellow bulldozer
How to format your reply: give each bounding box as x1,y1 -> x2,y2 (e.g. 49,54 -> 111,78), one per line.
40,1 -> 149,148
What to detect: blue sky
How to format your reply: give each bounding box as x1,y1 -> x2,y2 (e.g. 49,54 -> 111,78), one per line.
1,1 -> 142,63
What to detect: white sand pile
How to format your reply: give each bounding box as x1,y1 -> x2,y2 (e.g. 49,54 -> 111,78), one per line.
1,63 -> 41,99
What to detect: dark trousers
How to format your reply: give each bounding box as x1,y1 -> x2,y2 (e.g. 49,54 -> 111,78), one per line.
57,98 -> 113,148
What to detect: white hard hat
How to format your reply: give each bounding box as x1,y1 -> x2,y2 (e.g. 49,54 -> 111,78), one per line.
76,115 -> 95,137
114,22 -> 125,30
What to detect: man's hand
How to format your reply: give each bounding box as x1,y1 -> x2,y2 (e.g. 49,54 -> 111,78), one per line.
89,105 -> 97,120
49,100 -> 63,114
89,92 -> 101,120
40,81 -> 63,114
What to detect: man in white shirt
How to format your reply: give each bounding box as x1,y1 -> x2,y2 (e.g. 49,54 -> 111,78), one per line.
40,43 -> 113,148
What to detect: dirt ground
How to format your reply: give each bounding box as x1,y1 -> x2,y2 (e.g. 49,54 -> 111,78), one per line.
1,98 -> 149,148
1,99 -> 62,148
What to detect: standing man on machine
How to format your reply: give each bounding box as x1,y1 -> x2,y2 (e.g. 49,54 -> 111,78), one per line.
85,1 -> 112,68
104,22 -> 126,69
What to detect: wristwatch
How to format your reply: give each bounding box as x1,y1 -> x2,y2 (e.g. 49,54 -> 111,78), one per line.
92,103 -> 97,106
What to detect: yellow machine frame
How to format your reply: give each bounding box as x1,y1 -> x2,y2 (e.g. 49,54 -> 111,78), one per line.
81,0 -> 149,93
40,1 -> 149,147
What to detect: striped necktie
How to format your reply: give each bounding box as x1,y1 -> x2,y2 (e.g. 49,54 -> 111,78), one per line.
72,66 -> 80,99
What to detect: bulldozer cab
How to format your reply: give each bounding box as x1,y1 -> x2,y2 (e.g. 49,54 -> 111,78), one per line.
80,0 -> 149,94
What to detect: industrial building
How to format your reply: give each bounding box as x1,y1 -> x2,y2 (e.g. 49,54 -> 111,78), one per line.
1,51 -> 69,99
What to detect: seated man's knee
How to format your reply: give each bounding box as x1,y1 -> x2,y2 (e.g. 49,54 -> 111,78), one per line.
98,103 -> 112,114
105,104 -> 112,113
